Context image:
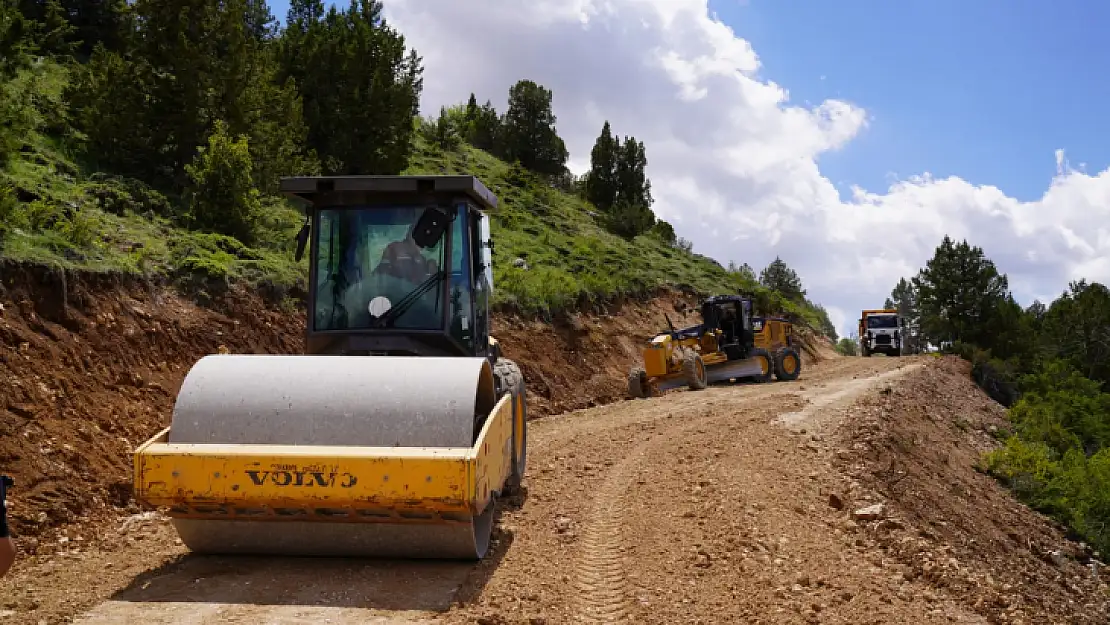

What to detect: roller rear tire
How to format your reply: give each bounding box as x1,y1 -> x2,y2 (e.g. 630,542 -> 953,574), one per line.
494,358 -> 527,494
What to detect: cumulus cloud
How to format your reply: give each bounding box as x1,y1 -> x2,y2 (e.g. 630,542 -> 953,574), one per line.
383,0 -> 1110,338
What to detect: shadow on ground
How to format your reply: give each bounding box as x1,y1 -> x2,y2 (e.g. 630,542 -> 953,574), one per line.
92,491 -> 526,616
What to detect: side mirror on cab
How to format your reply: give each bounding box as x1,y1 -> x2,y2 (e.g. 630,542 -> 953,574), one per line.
294,220 -> 310,262
413,206 -> 452,249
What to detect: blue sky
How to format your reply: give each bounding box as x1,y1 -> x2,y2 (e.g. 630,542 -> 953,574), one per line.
712,0 -> 1109,202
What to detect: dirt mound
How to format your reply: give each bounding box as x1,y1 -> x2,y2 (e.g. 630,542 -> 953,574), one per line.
796,325 -> 839,364
0,264 -> 304,546
831,355 -> 1109,624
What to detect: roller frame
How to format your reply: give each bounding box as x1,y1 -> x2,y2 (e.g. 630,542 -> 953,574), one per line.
133,391 -> 513,559
131,175 -> 530,561
133,354 -> 520,560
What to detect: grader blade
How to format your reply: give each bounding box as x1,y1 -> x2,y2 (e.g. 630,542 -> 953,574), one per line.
705,356 -> 769,384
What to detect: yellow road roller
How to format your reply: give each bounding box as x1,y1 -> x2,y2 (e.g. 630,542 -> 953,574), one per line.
133,175 -> 528,560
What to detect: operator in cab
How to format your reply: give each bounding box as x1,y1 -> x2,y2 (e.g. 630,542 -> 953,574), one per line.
380,224 -> 437,284
0,476 -> 15,578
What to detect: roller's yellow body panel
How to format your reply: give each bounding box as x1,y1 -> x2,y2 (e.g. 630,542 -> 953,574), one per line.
133,393 -> 514,524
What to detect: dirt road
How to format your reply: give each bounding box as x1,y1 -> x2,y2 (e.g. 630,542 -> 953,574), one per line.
0,356 -> 1045,624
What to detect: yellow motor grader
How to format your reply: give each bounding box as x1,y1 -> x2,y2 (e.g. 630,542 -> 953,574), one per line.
627,294 -> 802,397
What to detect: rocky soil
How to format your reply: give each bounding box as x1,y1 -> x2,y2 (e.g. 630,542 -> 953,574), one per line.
3,263 -> 1104,625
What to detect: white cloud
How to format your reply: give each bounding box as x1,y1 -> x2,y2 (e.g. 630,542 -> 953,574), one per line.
383,0 -> 1110,338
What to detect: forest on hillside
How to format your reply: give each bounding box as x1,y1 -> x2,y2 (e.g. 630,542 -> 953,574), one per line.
0,0 -> 666,251
0,0 -> 839,336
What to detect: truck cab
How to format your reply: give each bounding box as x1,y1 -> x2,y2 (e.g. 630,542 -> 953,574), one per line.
859,309 -> 903,357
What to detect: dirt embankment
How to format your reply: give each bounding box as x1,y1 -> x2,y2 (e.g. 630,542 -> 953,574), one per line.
833,356 -> 1108,624
0,264 -> 834,548
0,326 -> 1105,624
0,264 -> 305,547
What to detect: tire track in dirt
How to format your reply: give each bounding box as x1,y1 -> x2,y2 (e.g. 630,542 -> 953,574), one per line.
446,355 -> 927,624
564,379 -> 835,623
572,468 -> 633,623
566,379 -> 838,623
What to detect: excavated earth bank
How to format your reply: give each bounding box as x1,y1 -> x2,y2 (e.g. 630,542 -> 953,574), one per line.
0,264 -> 830,546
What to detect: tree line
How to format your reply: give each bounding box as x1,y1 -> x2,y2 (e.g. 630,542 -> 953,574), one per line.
880,234 -> 1110,558
419,93 -> 662,242
0,0 -> 659,247
2,0 -> 829,331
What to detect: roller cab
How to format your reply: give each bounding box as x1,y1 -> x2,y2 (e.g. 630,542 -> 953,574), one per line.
131,176 -> 528,561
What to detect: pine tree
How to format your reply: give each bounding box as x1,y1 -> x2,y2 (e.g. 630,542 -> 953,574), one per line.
913,235 -> 1008,348
0,0 -> 35,164
498,79 -> 568,176
615,135 -> 651,210
460,94 -> 499,152
68,0 -> 317,194
184,119 -> 262,244
584,120 -> 619,211
759,257 -> 806,301
279,0 -> 423,175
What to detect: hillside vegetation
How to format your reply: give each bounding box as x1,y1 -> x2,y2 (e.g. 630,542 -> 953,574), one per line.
880,236 -> 1110,561
0,0 -> 837,336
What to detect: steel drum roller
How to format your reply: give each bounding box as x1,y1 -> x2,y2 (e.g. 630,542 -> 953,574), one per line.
164,354 -> 500,559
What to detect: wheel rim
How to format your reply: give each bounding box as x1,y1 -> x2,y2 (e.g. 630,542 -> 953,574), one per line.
696,358 -> 706,382
784,354 -> 798,374
761,356 -> 769,375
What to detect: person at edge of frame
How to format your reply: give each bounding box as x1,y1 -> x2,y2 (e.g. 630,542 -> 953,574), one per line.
0,476 -> 16,578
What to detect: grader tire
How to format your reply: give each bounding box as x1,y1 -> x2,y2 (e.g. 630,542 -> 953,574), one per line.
774,347 -> 802,381
750,348 -> 774,383
628,366 -> 648,399
683,351 -> 708,390
494,358 -> 528,495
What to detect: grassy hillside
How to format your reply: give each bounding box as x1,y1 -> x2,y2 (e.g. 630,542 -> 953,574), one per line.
0,61 -> 831,333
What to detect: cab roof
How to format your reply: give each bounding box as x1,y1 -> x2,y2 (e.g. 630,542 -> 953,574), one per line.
278,175 -> 499,212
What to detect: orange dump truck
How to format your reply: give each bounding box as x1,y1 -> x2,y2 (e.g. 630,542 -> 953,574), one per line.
858,309 -> 903,357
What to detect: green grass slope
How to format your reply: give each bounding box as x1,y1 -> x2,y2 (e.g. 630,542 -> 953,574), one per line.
0,62 -> 833,334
